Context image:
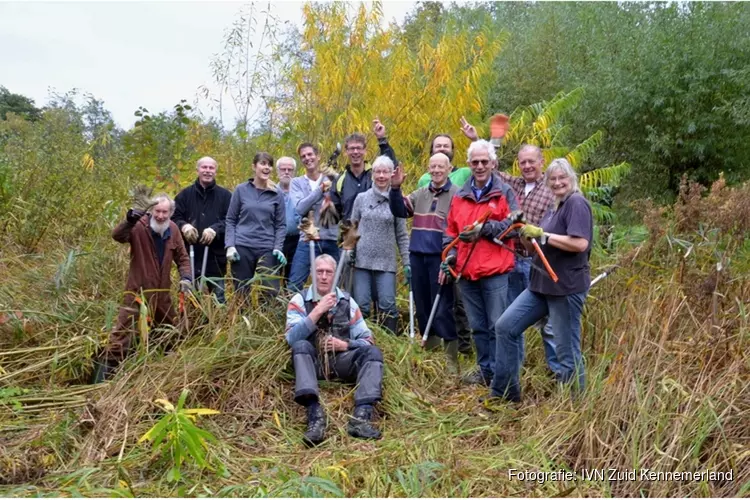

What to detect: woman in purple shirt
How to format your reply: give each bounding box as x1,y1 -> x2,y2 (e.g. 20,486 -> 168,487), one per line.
490,158 -> 593,403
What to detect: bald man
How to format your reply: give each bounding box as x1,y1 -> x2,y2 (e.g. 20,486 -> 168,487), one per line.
172,156 -> 233,302
389,153 -> 461,373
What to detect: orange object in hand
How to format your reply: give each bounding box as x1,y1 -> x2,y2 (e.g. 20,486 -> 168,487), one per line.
441,209 -> 493,279
490,113 -> 509,140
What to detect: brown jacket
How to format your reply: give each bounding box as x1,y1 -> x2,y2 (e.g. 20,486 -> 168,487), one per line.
112,214 -> 191,300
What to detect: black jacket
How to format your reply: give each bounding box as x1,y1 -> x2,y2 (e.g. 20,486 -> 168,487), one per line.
330,137 -> 398,221
172,178 -> 232,277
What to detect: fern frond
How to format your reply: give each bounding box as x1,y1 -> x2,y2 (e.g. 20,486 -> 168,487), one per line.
580,162 -> 631,191
565,130 -> 603,169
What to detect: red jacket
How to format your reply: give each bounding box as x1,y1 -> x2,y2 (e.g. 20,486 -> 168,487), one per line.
443,172 -> 518,281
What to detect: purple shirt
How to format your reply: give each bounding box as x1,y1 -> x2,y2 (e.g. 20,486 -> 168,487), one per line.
530,192 -> 593,296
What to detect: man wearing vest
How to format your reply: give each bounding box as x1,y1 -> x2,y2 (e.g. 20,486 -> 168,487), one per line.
285,254 -> 384,446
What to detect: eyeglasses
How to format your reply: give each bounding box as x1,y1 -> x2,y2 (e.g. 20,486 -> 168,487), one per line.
346,145 -> 364,152
470,159 -> 491,167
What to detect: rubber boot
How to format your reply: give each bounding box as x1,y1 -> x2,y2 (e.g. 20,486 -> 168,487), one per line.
347,405 -> 381,440
423,335 -> 442,351
444,339 -> 459,375
90,357 -> 119,384
382,314 -> 399,336
303,403 -> 327,447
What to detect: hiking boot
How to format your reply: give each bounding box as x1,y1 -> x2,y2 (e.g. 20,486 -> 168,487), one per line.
460,369 -> 490,386
347,405 -> 381,440
444,340 -> 459,375
303,404 -> 327,447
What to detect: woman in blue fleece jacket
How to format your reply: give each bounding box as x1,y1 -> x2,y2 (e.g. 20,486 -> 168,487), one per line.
225,152 -> 287,299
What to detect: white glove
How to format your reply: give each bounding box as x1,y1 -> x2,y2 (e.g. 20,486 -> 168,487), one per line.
179,279 -> 193,293
226,246 -> 240,262
181,223 -> 199,244
200,227 -> 216,245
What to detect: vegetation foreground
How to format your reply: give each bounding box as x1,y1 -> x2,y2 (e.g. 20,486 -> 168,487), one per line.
0,180 -> 748,497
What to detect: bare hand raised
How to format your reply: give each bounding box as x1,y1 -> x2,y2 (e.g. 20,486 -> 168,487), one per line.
391,163 -> 407,188
459,116 -> 479,141
372,118 -> 387,139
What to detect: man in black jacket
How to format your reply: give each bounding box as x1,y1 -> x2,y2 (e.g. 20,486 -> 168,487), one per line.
329,119 -> 398,221
172,156 -> 232,303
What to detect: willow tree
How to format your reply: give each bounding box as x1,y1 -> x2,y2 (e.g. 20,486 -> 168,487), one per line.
276,1 -> 506,179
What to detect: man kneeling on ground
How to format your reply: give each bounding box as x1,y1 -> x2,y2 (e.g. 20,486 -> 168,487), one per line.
285,254 -> 384,446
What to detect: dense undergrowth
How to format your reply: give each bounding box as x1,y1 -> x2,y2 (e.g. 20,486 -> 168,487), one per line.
0,178 -> 748,497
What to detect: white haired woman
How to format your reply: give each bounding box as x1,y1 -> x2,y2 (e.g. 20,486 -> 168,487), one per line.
491,158 -> 593,402
350,155 -> 410,335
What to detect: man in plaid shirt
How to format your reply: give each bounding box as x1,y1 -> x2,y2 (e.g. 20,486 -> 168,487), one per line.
461,118 -> 561,373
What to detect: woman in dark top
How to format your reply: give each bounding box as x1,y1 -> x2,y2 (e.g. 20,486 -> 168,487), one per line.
490,158 -> 593,402
225,152 -> 287,299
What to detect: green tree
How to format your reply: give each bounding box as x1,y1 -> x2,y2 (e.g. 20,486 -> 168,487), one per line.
0,86 -> 41,121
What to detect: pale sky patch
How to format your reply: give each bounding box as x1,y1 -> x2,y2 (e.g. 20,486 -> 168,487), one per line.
0,0 -> 419,129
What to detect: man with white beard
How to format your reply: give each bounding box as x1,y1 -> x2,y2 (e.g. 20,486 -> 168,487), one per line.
91,193 -> 192,383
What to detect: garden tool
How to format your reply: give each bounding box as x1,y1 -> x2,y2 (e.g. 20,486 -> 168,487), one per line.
590,266 -> 618,287
334,220 -> 360,289
408,276 -> 415,340
189,245 -> 195,285
492,221 -> 559,283
423,210 -> 492,345
199,247 -> 209,293
319,143 -> 342,228
299,212 -> 321,300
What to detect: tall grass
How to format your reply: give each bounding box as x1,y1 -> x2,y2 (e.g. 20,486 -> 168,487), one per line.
1,179 -> 748,497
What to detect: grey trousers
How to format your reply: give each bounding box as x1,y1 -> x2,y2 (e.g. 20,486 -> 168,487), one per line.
291,339 -> 384,406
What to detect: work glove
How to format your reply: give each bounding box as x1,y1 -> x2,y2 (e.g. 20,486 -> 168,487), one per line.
459,223 -> 483,243
507,210 -> 525,224
131,185 -> 158,213
226,246 -> 240,263
182,223 -> 199,244
126,208 -> 145,224
273,249 -> 287,266
489,113 -> 509,147
403,265 -> 412,285
521,224 -> 545,240
179,279 -> 193,293
199,227 -> 216,245
440,255 -> 456,276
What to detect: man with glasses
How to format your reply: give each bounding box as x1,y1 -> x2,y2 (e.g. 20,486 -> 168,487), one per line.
440,140 -> 520,386
329,119 -> 398,222
460,119 -> 560,374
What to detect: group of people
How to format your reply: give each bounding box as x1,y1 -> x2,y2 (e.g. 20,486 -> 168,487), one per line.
92,116 -> 594,446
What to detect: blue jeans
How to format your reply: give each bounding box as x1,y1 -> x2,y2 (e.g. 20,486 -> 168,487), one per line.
492,289 -> 587,401
508,255 -> 561,374
459,274 -> 509,383
288,239 -> 341,293
352,268 -> 397,319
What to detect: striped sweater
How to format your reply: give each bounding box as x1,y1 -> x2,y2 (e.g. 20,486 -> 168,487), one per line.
389,180 -> 458,255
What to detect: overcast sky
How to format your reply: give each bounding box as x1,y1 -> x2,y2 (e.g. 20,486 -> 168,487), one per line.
0,1 -> 418,129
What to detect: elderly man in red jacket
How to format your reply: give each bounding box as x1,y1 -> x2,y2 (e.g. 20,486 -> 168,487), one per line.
440,140 -> 521,386
92,193 -> 192,383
